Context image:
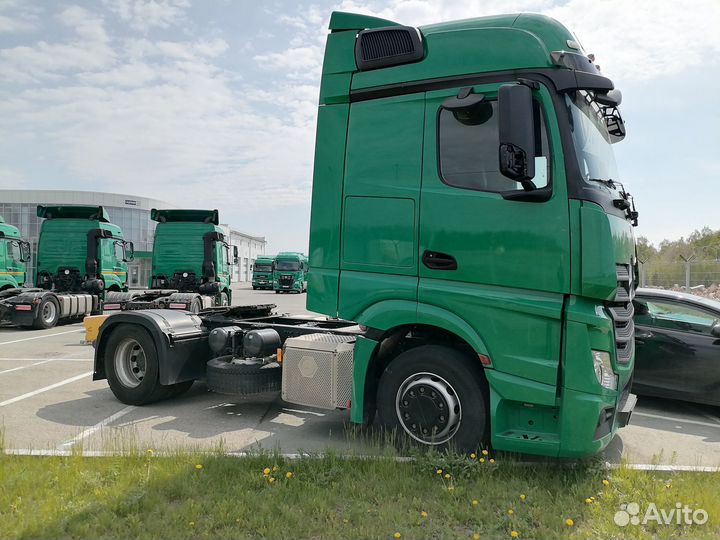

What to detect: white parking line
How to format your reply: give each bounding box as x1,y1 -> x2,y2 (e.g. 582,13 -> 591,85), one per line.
0,328 -> 83,346
633,411 -> 720,429
0,359 -> 55,375
0,371 -> 92,407
58,405 -> 136,450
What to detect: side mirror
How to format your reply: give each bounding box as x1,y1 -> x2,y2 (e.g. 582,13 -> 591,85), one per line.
712,323 -> 720,338
124,241 -> 135,262
498,84 -> 536,185
233,246 -> 239,264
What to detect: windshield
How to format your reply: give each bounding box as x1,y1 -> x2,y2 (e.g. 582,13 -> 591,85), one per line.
566,92 -> 619,183
254,264 -> 272,272
276,261 -> 299,271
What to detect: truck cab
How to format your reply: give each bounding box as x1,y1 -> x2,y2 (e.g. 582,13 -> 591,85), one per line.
35,205 -> 131,294
0,216 -> 30,290
149,209 -> 235,306
102,209 -> 237,313
252,255 -> 275,290
1,205 -> 132,329
273,252 -> 308,293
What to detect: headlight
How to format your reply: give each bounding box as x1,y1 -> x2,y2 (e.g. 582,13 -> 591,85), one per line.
592,350 -> 617,390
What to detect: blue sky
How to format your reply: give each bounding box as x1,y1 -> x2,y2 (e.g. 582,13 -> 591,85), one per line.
0,0 -> 718,253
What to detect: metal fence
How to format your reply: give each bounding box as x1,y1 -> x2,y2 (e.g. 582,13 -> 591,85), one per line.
640,260 -> 720,288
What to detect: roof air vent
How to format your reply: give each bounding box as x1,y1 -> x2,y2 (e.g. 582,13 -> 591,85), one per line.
355,26 -> 424,71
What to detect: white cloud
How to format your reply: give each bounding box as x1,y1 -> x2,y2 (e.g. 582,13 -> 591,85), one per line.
0,0 -> 40,33
104,0 -> 191,32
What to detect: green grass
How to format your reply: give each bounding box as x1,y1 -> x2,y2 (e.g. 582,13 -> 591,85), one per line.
1,449 -> 718,539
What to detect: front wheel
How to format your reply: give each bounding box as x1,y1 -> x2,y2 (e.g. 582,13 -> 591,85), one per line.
32,296 -> 60,329
104,324 -> 176,405
376,345 -> 489,452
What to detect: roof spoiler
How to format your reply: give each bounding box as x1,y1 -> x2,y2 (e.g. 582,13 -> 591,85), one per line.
151,208 -> 219,225
37,205 -> 110,222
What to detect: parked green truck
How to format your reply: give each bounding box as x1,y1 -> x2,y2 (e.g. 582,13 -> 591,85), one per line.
0,205 -> 132,328
92,12 -> 637,457
0,216 -> 30,291
104,209 -> 237,313
251,255 -> 275,290
273,252 -> 308,293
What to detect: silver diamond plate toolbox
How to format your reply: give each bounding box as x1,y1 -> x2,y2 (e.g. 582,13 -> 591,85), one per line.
281,333 -> 356,410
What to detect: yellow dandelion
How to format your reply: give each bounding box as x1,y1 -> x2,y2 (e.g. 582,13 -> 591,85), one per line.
479,458 -> 485,463
263,467 -> 271,476
473,534 -> 480,540
444,473 -> 451,479
436,469 -> 443,475
510,531 -> 519,538
489,459 -> 495,464
286,471 -> 294,479
273,466 -> 279,472
195,464 -> 203,470
420,511 -> 428,518
146,448 -> 154,456
189,521 -> 195,527
507,509 -> 514,516
448,486 -> 455,492
394,533 -> 402,539
482,449 -> 489,456
665,483 -> 672,489
470,453 -> 477,459
472,499 -> 479,506
590,496 -> 595,501
585,498 -> 593,504
565,518 -> 574,527
519,494 -> 526,501
268,477 -> 275,484
602,479 -> 610,486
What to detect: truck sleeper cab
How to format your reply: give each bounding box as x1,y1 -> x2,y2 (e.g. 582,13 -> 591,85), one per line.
104,209 -> 238,313
252,255 -> 275,290
273,252 -> 308,294
1,205 -> 132,329
93,11 -> 637,458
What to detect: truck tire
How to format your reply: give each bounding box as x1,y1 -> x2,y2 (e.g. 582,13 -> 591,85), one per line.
376,345 -> 489,452
32,296 -> 60,329
189,297 -> 202,314
104,324 -> 175,405
206,356 -> 281,395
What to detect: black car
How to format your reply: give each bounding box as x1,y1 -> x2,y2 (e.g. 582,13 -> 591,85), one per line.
632,288 -> 720,406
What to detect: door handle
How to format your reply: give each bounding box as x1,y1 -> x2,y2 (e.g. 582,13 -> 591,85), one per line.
635,330 -> 653,344
422,250 -> 457,271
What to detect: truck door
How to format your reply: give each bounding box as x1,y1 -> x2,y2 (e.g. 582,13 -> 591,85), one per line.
419,82 -> 570,381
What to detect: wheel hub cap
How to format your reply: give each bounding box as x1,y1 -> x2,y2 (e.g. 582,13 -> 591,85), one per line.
396,372 -> 461,445
114,338 -> 147,388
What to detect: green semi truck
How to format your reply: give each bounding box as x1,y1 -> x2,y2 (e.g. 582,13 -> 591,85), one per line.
251,255 -> 275,290
273,251 -> 308,293
92,12 -> 637,457
0,205 -> 132,329
104,209 -> 237,313
0,216 -> 31,291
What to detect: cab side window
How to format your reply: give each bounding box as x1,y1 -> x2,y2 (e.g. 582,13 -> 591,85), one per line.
438,99 -> 550,193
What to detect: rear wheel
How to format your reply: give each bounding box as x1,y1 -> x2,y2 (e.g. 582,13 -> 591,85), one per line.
104,324 -> 176,405
376,345 -> 489,452
32,296 -> 60,329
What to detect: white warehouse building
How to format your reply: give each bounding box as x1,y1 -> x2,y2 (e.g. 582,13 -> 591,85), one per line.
0,189 -> 266,286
